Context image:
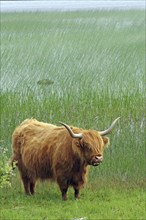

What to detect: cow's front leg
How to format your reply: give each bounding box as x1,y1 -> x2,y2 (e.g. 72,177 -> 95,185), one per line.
57,177 -> 69,201
73,187 -> 80,199
61,188 -> 68,201
29,180 -> 36,195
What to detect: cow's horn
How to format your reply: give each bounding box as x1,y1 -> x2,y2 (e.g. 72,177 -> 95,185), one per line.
99,117 -> 120,136
59,122 -> 83,139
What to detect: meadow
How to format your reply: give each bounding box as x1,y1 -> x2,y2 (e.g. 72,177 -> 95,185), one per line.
0,10 -> 145,219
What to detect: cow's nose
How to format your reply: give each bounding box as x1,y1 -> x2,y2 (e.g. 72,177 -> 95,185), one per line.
95,156 -> 103,162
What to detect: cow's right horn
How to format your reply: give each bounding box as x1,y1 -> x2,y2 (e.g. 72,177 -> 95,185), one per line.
59,122 -> 83,139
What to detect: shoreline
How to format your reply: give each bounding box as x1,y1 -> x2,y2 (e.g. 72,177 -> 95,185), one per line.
1,1 -> 145,12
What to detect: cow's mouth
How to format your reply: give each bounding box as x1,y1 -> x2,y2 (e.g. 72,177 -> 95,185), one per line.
92,156 -> 103,166
92,161 -> 101,166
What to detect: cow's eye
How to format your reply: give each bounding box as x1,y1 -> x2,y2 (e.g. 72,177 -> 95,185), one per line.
83,142 -> 88,148
87,147 -> 92,153
84,143 -> 91,152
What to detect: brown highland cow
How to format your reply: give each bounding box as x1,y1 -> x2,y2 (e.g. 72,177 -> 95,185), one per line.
11,117 -> 120,200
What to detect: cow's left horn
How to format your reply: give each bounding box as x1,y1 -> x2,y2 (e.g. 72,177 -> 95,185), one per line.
59,122 -> 83,139
99,117 -> 120,136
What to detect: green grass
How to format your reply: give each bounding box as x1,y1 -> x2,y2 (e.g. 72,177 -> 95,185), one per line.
0,10 -> 145,219
0,178 -> 145,220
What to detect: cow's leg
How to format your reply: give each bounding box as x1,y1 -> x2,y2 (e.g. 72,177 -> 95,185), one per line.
57,178 -> 69,201
21,174 -> 31,195
72,184 -> 80,199
18,162 -> 31,195
29,180 -> 36,195
74,187 -> 80,199
61,188 -> 68,201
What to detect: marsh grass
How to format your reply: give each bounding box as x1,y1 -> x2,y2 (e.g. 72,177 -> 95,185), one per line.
0,10 -> 145,180
0,11 -> 145,219
0,176 -> 145,220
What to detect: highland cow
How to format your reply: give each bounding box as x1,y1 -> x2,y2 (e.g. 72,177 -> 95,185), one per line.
11,117 -> 120,200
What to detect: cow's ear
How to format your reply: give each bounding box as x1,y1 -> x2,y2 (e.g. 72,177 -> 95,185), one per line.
75,139 -> 84,148
102,136 -> 110,147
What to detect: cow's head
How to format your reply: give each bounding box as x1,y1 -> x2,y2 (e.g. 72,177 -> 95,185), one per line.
59,117 -> 120,166
76,130 -> 109,166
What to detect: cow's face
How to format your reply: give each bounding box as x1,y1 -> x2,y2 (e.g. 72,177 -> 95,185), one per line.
74,130 -> 109,166
60,118 -> 119,166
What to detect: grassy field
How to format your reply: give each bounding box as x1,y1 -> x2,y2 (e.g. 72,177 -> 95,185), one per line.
0,10 -> 145,219
0,179 -> 145,220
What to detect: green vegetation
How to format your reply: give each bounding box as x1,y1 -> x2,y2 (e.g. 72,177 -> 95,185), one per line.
0,180 -> 145,220
0,10 -> 145,219
0,146 -> 15,189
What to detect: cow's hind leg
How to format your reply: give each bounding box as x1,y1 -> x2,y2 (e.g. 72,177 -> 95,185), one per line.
21,174 -> 31,195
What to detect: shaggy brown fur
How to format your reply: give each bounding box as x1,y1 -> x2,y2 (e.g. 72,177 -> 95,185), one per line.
11,118 -> 109,200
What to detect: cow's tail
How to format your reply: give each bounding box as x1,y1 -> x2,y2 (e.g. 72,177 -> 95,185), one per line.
9,154 -> 18,170
11,131 -> 24,170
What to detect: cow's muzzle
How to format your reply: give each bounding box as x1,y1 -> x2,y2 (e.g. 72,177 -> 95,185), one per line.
92,156 -> 103,166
